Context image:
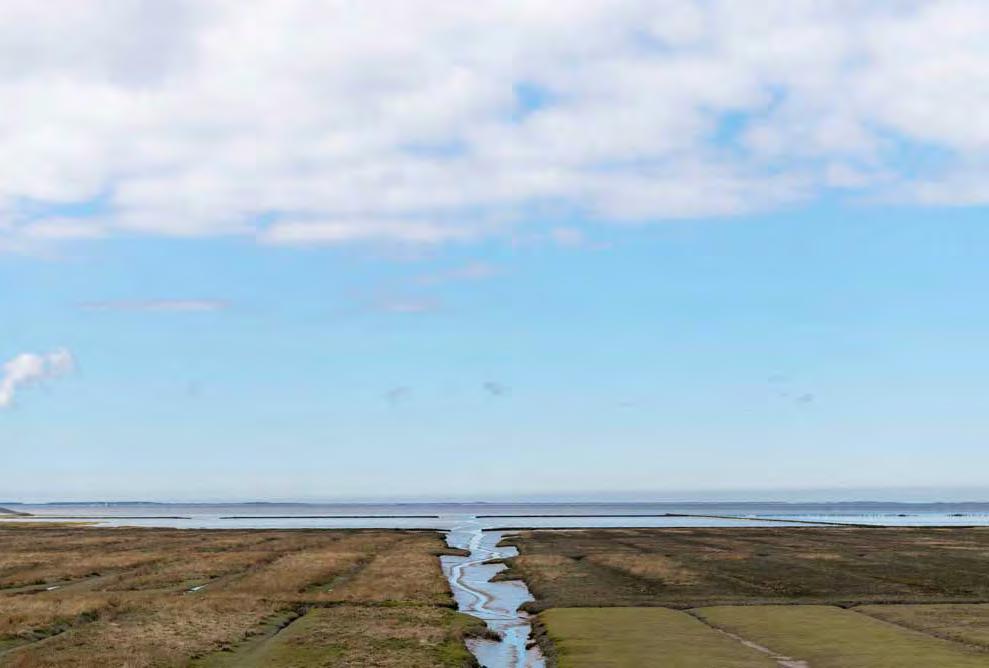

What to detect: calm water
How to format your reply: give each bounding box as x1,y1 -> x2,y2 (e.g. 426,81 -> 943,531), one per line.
443,519 -> 545,668
4,501 -> 989,528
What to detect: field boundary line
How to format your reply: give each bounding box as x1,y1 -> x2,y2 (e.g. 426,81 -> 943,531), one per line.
684,609 -> 810,668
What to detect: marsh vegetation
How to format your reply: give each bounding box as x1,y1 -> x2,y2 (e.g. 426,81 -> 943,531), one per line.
501,527 -> 989,667
501,526 -> 989,609
0,526 -> 481,667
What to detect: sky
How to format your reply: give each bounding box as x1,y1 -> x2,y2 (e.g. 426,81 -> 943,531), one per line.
3,1 -> 989,501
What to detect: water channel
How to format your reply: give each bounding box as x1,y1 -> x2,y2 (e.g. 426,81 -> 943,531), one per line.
443,516 -> 546,668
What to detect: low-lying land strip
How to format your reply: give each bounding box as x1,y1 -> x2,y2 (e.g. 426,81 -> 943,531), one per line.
500,526 -> 989,608
0,509 -> 29,518
499,527 -> 989,667
0,525 -> 482,667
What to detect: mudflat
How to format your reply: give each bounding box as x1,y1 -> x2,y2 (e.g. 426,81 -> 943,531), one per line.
0,525 -> 481,667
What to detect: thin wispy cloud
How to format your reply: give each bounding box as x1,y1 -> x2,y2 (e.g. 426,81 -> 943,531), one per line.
373,297 -> 443,315
0,349 -> 75,409
483,381 -> 510,397
415,261 -> 499,286
549,227 -> 586,248
3,2 -> 989,249
79,300 -> 230,313
768,375 -> 816,406
384,386 -> 413,405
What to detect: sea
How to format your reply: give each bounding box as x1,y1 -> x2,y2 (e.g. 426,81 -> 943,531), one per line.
3,501 -> 989,529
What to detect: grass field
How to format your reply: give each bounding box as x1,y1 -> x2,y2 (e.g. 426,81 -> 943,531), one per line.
695,605 -> 989,668
539,607 -> 776,668
0,525 -> 481,667
500,526 -> 989,609
855,603 -> 989,650
7,525 -> 989,666
197,605 -> 479,668
508,528 -> 989,667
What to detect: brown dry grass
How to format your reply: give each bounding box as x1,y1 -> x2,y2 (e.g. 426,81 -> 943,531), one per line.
0,553 -> 163,588
501,526 -> 989,609
585,553 -> 698,585
0,595 -> 118,638
108,551 -> 273,591
325,535 -> 452,604
2,596 -> 280,668
512,555 -> 580,582
219,533 -> 398,597
223,548 -> 369,596
0,527 -> 464,667
198,605 -> 482,668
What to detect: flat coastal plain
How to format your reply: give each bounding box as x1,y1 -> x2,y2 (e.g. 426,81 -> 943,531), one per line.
5,524 -> 989,667
500,527 -> 989,667
0,525 -> 482,667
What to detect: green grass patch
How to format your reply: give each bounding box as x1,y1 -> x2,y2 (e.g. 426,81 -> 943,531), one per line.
540,607 -> 776,667
855,604 -> 989,650
696,604 -> 989,668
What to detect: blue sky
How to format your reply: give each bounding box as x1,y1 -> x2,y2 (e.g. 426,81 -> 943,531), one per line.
4,203 -> 989,500
3,1 -> 989,500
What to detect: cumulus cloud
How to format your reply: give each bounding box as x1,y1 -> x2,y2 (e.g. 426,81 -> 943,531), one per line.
0,349 -> 75,409
79,299 -> 229,312
2,1 -> 989,248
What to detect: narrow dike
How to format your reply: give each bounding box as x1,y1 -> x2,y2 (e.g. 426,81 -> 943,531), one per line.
443,517 -> 546,668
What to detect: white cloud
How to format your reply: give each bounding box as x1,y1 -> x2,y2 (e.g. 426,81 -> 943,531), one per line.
0,349 -> 75,409
415,261 -> 498,285
21,218 -> 108,240
550,227 -> 586,248
260,219 -> 473,246
2,1 -> 989,248
79,299 -> 229,312
373,297 -> 442,315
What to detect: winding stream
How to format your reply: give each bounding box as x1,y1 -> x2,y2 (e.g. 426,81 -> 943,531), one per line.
442,516 -> 546,668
